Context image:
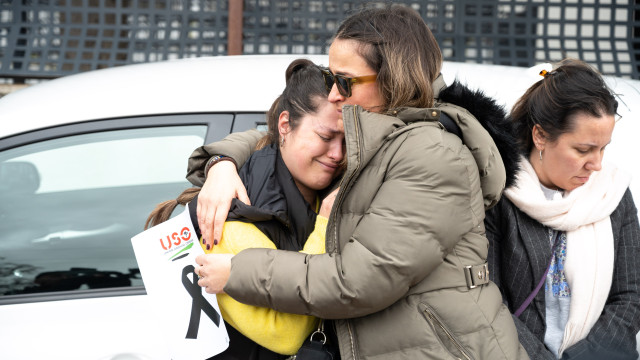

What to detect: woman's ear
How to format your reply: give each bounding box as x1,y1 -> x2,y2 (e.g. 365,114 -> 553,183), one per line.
532,124 -> 548,150
278,111 -> 290,138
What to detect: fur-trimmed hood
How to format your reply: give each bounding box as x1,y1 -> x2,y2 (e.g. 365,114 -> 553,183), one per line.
438,80 -> 520,188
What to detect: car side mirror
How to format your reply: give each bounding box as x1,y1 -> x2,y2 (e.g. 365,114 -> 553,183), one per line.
0,161 -> 41,196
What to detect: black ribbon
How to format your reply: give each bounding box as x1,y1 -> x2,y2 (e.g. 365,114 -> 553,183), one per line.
182,265 -> 221,339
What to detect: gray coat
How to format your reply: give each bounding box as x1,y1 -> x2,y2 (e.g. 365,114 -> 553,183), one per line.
486,189 -> 640,359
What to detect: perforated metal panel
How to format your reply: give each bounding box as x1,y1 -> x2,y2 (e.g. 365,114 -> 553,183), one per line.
0,0 -> 229,80
523,1 -> 635,77
240,0 -> 640,78
1,0 -> 638,81
421,0 -> 639,77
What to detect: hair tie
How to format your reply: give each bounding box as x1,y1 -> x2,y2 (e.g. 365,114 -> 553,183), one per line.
528,63 -> 552,83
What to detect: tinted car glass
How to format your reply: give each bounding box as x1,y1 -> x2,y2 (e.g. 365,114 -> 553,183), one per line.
0,125 -> 206,297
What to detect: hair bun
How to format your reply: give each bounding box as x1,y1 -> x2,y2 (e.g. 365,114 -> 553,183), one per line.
285,58 -> 315,83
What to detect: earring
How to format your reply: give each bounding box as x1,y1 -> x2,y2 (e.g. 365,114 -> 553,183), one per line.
280,137 -> 285,147
539,149 -> 543,161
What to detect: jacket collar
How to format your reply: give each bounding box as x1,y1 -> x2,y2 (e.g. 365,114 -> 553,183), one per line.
340,105 -> 399,174
340,105 -> 442,173
432,73 -> 447,99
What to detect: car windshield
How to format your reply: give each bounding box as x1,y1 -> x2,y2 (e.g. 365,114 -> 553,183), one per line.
0,126 -> 206,296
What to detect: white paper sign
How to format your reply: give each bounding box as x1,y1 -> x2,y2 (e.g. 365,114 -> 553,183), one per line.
131,206 -> 229,360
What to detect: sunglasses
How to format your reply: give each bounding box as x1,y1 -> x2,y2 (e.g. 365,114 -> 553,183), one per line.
320,67 -> 377,98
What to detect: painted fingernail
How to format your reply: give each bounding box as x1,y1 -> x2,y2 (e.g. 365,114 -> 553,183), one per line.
214,239 -> 218,246
206,244 -> 211,250
202,238 -> 206,244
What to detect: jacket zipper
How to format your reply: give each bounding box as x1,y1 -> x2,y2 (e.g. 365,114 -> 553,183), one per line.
331,106 -> 362,360
331,106 -> 362,251
423,305 -> 474,360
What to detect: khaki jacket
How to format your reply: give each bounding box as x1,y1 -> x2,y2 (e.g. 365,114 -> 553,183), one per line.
187,78 -> 528,360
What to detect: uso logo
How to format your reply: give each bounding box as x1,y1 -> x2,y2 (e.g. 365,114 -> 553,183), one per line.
159,227 -> 192,250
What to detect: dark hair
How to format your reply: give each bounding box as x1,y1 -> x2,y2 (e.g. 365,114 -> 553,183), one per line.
147,59 -> 328,228
511,58 -> 618,155
334,4 -> 442,113
256,58 -> 329,149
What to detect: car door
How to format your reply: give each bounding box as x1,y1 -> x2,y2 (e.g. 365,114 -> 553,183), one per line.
0,113 -> 233,360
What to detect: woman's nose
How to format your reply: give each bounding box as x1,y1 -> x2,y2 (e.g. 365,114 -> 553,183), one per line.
327,83 -> 345,103
329,139 -> 345,162
586,151 -> 603,171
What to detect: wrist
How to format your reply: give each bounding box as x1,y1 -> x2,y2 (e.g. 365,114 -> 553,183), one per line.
204,155 -> 237,178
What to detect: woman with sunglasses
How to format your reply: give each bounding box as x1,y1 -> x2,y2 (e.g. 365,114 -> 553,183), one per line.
189,4 -> 528,359
147,59 -> 343,359
486,59 -> 640,360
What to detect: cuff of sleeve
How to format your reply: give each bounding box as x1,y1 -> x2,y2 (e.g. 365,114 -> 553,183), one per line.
204,155 -> 238,179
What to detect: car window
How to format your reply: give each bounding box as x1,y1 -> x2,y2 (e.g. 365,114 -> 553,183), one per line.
0,126 -> 206,297
232,113 -> 267,133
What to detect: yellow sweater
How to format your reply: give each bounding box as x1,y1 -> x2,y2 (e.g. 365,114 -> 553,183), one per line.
202,215 -> 328,355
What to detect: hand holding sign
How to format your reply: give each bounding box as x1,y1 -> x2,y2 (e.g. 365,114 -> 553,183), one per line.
195,253 -> 233,294
132,206 -> 229,360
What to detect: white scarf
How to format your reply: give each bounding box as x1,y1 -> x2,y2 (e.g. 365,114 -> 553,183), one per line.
504,157 -> 631,357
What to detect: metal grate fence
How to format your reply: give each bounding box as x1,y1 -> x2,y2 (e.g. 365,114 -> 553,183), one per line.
1,0 -> 639,82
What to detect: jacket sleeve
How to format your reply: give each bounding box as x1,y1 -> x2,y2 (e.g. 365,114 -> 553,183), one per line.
186,129 -> 264,186
485,201 -> 557,360
561,189 -> 640,360
224,128 -> 482,319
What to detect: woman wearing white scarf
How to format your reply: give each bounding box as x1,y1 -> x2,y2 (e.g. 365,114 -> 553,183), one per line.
486,59 -> 640,360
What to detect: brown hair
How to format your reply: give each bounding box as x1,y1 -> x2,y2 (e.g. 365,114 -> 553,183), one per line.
334,4 -> 442,113
511,58 -> 618,155
256,58 -> 330,149
144,187 -> 199,229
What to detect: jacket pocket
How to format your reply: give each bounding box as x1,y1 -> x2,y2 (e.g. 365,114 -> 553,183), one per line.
419,303 -> 475,360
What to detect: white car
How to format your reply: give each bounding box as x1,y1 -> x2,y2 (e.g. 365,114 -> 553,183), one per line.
0,55 -> 638,360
